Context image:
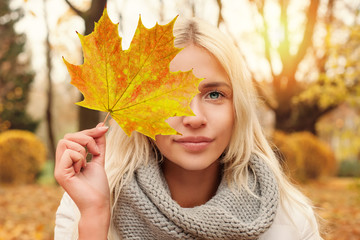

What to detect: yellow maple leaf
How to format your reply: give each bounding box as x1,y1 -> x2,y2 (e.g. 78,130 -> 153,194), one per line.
63,9 -> 202,139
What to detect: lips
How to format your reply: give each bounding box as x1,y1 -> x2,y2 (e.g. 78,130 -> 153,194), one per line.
173,136 -> 213,152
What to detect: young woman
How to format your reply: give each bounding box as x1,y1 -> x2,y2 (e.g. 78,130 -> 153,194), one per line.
54,17 -> 322,240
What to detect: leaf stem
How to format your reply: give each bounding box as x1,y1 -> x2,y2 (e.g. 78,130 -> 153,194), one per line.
103,112 -> 111,125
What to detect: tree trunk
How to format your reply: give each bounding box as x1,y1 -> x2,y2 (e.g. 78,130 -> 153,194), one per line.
44,0 -> 56,158
272,0 -> 337,135
249,0 -> 323,134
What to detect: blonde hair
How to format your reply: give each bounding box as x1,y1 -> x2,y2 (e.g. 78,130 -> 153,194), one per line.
105,17 -> 321,239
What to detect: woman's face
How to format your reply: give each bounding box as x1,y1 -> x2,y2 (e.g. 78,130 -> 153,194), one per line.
154,44 -> 234,171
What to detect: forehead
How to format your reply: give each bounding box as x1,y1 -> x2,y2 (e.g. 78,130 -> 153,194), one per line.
170,44 -> 230,85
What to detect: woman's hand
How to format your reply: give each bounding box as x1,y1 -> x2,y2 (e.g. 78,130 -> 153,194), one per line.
54,123 -> 110,239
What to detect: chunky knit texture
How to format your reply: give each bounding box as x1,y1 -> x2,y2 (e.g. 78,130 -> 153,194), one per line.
114,155 -> 279,240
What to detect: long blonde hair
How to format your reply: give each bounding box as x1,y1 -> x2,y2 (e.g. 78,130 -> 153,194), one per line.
105,17 -> 320,239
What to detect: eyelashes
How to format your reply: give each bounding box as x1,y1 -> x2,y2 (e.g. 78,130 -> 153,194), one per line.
203,90 -> 227,102
206,91 -> 224,99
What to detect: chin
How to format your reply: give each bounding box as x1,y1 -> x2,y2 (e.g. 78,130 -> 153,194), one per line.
174,158 -> 219,172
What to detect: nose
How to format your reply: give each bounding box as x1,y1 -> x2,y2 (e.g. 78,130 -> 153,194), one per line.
182,97 -> 207,128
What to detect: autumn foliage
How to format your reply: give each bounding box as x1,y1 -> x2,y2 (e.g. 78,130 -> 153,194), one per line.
272,131 -> 337,182
0,130 -> 46,184
64,9 -> 202,139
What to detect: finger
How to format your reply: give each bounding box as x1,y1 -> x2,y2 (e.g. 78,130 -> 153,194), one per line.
73,155 -> 86,173
90,123 -> 109,166
56,139 -> 87,163
64,132 -> 100,156
69,126 -> 108,154
92,128 -> 107,166
95,122 -> 108,155
54,149 -> 85,183
80,125 -> 109,139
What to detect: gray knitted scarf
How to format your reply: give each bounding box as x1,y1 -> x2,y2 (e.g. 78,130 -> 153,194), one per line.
114,155 -> 279,239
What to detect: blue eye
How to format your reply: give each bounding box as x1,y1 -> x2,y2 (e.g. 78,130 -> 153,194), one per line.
209,91 -> 221,99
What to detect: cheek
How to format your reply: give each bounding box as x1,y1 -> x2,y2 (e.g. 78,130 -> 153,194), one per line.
227,111 -> 235,130
154,135 -> 169,153
165,116 -> 182,132
211,105 -> 234,132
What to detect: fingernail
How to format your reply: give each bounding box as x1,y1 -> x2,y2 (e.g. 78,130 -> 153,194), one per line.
98,126 -> 108,131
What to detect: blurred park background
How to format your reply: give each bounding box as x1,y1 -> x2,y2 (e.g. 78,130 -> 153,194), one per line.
0,0 -> 359,239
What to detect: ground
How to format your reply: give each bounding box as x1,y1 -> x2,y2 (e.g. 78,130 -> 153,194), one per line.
0,177 -> 359,240
301,177 -> 360,240
0,185 -> 64,240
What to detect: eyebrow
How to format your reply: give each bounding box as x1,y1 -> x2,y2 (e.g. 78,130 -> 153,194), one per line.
200,82 -> 232,89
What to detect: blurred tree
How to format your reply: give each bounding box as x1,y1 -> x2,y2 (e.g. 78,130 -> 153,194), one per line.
64,0 -> 107,130
293,23 -> 360,129
0,0 -> 38,132
245,0 -> 359,134
43,0 -> 56,158
291,1 -> 360,134
317,103 -> 360,162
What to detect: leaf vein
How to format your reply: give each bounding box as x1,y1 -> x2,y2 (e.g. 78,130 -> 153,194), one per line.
110,26 -> 170,111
